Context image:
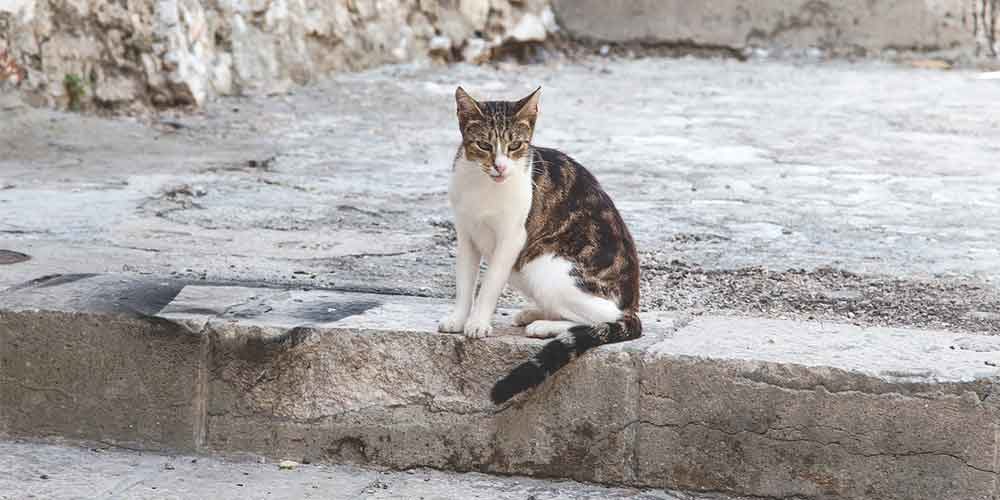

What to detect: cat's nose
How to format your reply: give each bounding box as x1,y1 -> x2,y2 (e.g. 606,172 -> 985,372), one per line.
494,163 -> 507,175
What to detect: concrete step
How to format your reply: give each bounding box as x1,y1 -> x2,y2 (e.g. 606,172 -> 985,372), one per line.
1,274 -> 998,500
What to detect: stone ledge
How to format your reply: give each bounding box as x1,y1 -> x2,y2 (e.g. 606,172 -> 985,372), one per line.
552,0 -> 980,55
1,274 -> 997,500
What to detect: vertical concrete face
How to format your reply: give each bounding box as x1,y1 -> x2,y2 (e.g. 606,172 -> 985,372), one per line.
490,350 -> 641,483
204,323 -> 503,468
636,357 -> 999,500
551,0 -> 976,53
0,311 -> 207,451
2,283 -> 998,499
204,321 -> 642,484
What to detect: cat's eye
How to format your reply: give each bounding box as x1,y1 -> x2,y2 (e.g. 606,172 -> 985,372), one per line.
475,141 -> 492,152
509,141 -> 524,151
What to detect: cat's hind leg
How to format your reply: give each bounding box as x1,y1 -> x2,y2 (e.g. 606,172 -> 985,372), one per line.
517,254 -> 622,336
508,269 -> 560,327
512,308 -> 547,327
551,287 -> 621,326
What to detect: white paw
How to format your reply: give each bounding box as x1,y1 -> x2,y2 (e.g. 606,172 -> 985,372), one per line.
513,308 -> 545,327
525,320 -> 574,339
463,317 -> 493,339
438,313 -> 466,333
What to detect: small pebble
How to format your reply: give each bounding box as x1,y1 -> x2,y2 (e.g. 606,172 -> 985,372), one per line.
278,460 -> 299,470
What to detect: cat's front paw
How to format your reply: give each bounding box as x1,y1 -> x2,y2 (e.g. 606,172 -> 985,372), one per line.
463,317 -> 493,339
438,313 -> 467,333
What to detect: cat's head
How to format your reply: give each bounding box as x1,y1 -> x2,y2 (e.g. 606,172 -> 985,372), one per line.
455,86 -> 540,184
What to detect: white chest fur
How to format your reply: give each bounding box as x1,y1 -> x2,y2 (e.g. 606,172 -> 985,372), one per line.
440,148 -> 623,341
449,154 -> 532,261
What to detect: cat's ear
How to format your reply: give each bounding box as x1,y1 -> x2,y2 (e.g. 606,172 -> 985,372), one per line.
514,86 -> 541,124
455,86 -> 483,127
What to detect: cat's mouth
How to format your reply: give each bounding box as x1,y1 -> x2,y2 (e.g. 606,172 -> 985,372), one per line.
486,169 -> 508,183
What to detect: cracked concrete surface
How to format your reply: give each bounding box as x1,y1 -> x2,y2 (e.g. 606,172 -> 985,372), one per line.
2,55 -> 1000,500
1,57 -> 999,334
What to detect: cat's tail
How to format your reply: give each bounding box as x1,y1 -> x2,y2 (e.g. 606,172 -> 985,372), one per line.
490,313 -> 642,405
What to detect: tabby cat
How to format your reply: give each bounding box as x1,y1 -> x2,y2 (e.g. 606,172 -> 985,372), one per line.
437,86 -> 642,404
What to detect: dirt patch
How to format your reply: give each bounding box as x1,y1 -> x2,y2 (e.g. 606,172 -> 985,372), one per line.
306,220 -> 1000,335
640,257 -> 1000,335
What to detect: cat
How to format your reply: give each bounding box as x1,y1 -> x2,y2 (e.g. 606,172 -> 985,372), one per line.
438,86 -> 642,404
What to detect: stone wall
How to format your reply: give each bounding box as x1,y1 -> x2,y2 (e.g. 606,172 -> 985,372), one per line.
552,0 -> 989,57
0,0 -> 556,112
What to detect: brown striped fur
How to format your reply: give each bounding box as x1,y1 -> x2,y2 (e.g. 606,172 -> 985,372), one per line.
516,147 -> 641,317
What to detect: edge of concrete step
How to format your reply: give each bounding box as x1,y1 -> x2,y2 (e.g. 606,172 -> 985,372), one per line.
1,274 -> 998,500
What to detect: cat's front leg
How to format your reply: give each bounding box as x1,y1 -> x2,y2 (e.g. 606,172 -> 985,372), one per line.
464,229 -> 526,338
438,232 -> 481,333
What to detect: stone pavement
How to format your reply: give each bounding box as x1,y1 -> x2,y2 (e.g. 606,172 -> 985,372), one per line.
2,56 -> 1000,500
0,440 -> 723,500
1,56 -> 999,333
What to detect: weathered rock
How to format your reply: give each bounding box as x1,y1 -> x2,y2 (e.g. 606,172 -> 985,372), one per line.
459,0 -> 489,28
0,0 -> 554,111
428,35 -> 452,54
462,37 -> 490,63
508,12 -> 547,43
